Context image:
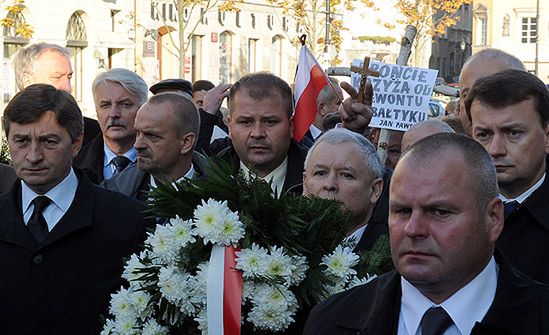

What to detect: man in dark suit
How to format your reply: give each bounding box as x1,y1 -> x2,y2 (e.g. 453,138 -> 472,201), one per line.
305,134 -> 549,334
0,84 -> 150,334
74,68 -> 148,184
466,69 -> 549,284
303,128 -> 386,251
0,163 -> 17,193
13,42 -> 101,145
103,92 -> 204,201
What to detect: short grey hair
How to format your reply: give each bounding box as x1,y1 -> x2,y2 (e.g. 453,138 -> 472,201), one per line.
13,43 -> 71,90
92,68 -> 148,106
305,128 -> 384,179
317,77 -> 340,105
464,48 -> 526,71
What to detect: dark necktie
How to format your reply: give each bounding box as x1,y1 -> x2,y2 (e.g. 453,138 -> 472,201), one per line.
503,200 -> 520,219
421,307 -> 453,335
111,156 -> 131,175
27,196 -> 51,244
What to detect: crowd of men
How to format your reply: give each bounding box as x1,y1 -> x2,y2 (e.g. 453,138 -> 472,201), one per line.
0,42 -> 548,334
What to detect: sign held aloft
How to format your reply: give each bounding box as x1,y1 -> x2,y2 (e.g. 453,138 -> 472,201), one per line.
351,59 -> 438,131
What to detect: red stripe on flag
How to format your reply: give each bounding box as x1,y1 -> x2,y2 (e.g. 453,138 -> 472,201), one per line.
223,246 -> 242,335
294,64 -> 328,141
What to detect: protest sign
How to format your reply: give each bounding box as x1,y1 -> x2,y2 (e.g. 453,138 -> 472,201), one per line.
351,59 -> 438,131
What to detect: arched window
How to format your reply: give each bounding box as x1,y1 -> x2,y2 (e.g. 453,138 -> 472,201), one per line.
66,11 -> 88,101
474,5 -> 488,46
271,35 -> 283,76
219,31 -> 232,84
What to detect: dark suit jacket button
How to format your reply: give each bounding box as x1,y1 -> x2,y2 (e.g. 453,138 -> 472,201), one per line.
33,255 -> 43,265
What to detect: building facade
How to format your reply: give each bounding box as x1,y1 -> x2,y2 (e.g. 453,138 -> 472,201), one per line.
472,0 -> 548,81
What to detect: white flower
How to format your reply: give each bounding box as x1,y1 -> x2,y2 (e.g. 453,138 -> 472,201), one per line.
113,315 -> 139,335
142,319 -> 169,335
193,262 -> 209,306
348,274 -> 378,289
168,215 -> 197,247
247,284 -> 297,331
157,266 -> 200,316
193,199 -> 231,240
235,243 -> 269,278
321,245 -> 360,279
122,251 -> 147,283
146,225 -> 180,265
109,287 -> 137,321
101,318 -> 117,335
262,246 -> 294,282
193,199 -> 244,245
289,254 -> 308,285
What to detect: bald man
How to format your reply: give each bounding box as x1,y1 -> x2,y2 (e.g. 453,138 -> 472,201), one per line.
458,49 -> 526,135
401,119 -> 455,153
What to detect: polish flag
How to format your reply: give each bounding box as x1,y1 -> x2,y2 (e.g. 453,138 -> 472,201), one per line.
293,45 -> 329,141
207,245 -> 242,335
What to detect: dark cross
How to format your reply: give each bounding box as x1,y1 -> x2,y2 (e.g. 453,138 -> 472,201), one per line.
350,57 -> 380,103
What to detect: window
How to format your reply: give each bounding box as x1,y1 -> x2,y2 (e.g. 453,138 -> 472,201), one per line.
219,31 -> 232,84
248,38 -> 258,73
66,11 -> 88,102
192,35 -> 203,82
521,17 -> 537,43
479,16 -> 487,45
271,36 -> 282,76
474,5 -> 487,46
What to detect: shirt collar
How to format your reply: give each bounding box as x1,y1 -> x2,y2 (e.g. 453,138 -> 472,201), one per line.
21,167 -> 78,214
309,124 -> 322,140
240,157 -> 288,197
149,163 -> 195,189
400,256 -> 497,335
499,173 -> 545,204
103,143 -> 138,167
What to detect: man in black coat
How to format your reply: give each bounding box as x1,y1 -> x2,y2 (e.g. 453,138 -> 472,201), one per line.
466,69 -> 549,284
0,84 -> 150,334
103,93 -> 204,201
305,134 -> 549,334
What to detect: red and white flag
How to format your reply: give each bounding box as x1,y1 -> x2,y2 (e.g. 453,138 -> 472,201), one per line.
207,245 -> 242,335
293,44 -> 329,141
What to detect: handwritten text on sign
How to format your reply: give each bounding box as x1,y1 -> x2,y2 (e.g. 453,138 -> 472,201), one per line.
351,60 -> 438,131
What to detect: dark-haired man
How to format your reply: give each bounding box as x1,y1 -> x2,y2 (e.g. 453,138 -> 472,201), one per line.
305,133 -> 549,335
466,69 -> 549,284
219,72 -> 307,196
0,84 -> 150,334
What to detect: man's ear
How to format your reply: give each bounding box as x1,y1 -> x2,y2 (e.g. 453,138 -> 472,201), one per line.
369,177 -> 384,205
71,133 -> 84,159
22,73 -> 33,88
180,132 -> 196,155
227,115 -> 233,140
302,171 -> 310,196
485,197 -> 504,243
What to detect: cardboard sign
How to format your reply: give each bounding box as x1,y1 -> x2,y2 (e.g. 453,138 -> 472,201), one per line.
351,60 -> 438,131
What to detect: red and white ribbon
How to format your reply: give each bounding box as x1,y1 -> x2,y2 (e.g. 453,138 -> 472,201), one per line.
207,245 -> 242,335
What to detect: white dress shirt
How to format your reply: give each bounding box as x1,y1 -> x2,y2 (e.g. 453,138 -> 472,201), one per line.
240,157 -> 288,197
499,173 -> 545,204
103,144 -> 138,180
22,168 -> 79,232
149,163 -> 196,189
309,124 -> 322,140
398,257 -> 498,335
